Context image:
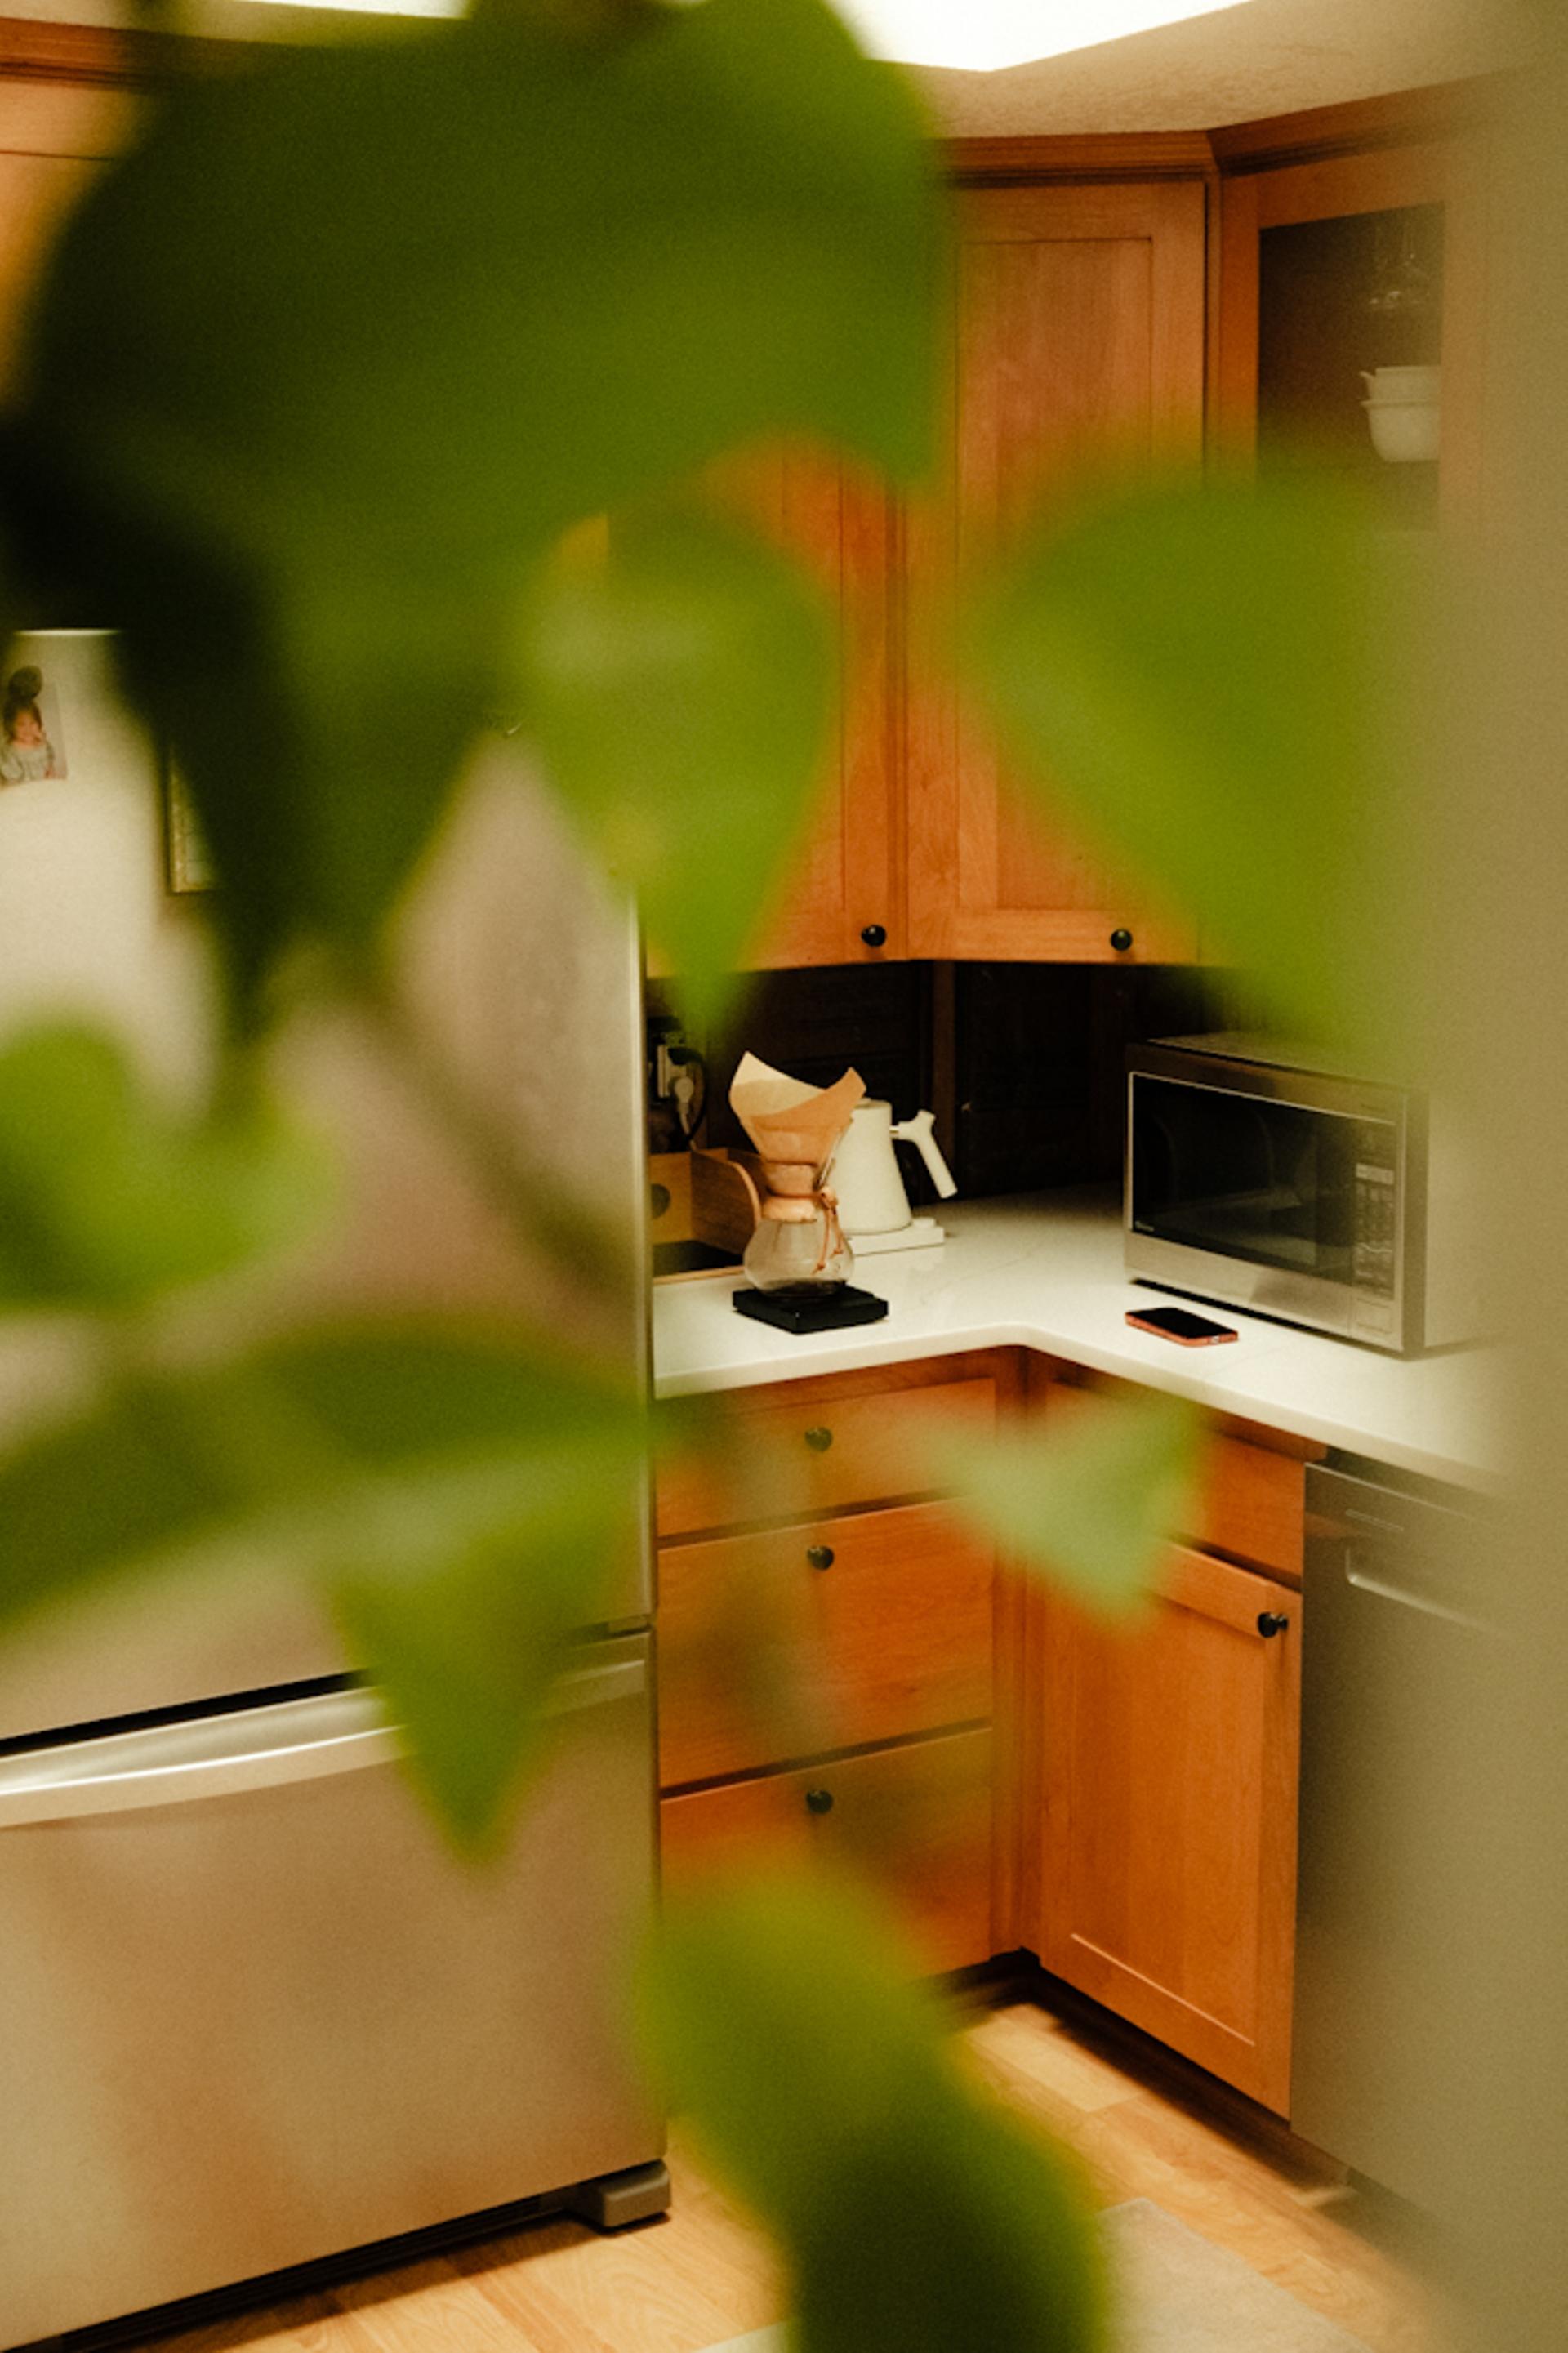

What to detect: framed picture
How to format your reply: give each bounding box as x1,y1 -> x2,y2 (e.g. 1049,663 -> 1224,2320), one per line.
163,756 -> 215,893
1,658 -> 69,785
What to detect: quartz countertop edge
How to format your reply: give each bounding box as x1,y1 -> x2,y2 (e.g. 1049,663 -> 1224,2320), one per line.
651,1190 -> 1504,1492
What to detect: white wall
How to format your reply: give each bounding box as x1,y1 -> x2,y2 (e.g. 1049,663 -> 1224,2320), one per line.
0,631 -> 214,1098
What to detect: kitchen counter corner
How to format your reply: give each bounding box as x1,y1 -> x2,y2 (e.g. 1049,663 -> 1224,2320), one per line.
652,1191 -> 1505,1491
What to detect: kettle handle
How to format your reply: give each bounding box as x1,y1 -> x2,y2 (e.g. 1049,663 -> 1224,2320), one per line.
892,1109 -> 957,1201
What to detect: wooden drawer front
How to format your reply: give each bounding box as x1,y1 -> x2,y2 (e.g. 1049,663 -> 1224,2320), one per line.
1194,1435 -> 1306,1584
1033,1545 -> 1298,2112
658,1502 -> 993,1789
656,1378 -> 996,1538
661,1729 -> 994,1975
1045,1380 -> 1308,1582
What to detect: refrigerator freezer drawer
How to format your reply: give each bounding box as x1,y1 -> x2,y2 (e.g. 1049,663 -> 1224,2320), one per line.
0,1635 -> 661,2349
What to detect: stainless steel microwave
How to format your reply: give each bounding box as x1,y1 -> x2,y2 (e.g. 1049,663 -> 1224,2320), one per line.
1125,1035 -> 1479,1356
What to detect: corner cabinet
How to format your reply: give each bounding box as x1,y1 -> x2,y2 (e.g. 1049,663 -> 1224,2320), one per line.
904,176 -> 1208,966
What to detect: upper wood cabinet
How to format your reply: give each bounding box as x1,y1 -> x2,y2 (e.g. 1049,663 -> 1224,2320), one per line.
903,177 -> 1208,965
0,65 -> 140,402
719,443 -> 905,972
1213,94 -> 1494,536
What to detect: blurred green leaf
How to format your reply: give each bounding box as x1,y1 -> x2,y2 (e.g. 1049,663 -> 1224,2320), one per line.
0,1023 -> 327,1308
514,503 -> 833,1028
329,1428 -> 641,1853
973,477 -> 1402,1045
3,0 -> 942,1003
642,1874 -> 1106,2353
0,1323 -> 645,1845
937,1393 -> 1201,1613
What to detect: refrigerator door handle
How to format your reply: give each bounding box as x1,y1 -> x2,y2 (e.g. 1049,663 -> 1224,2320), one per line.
0,1654 -> 646,1830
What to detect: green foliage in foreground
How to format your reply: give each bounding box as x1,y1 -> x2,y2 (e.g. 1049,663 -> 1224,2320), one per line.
0,1323 -> 645,1851
0,2 -> 1392,2341
1,0 -> 942,1021
0,1024 -> 325,1308
938,1392 -> 1202,1615
975,476 -> 1393,1051
513,503 -> 835,1027
644,1875 -> 1107,2353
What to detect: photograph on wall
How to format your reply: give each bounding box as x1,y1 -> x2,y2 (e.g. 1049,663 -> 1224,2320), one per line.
0,662 -> 68,784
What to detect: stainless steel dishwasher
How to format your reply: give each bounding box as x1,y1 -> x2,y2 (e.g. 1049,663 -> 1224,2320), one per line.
1293,1456 -> 1496,2207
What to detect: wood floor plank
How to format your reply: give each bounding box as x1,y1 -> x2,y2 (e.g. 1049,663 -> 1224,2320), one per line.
327,2253 -> 546,2353
964,2003 -> 1141,2118
455,2214 -> 743,2353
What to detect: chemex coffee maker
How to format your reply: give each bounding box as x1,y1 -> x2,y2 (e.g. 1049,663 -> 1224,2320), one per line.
725,1057 -> 956,1335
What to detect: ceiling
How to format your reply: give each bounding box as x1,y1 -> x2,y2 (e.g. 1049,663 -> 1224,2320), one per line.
911,0 -> 1532,135
6,0 -> 1536,127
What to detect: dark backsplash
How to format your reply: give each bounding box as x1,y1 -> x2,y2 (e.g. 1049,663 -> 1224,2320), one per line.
650,959 -> 1232,1205
696,962 -> 933,1153
952,962 -> 1227,1196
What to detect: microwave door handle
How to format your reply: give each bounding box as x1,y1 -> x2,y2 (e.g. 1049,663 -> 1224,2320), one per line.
0,1654 -> 645,1831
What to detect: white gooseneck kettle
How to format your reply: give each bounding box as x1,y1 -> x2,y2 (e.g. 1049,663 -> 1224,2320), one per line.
827,1099 -> 956,1250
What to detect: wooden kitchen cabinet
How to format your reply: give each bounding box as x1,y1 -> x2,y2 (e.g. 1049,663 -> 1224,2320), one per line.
1021,1368 -> 1316,2113
640,440 -> 904,979
903,176 -> 1208,966
1213,88 -> 1495,537
0,48 -> 140,401
655,1353 -> 1020,1974
1029,1544 -> 1300,2115
661,1728 -> 995,1976
658,1500 -> 993,1788
654,1368 -> 996,1540
732,445 -> 904,970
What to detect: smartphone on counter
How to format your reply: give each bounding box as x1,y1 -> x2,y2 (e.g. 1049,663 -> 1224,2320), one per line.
1125,1304 -> 1240,1347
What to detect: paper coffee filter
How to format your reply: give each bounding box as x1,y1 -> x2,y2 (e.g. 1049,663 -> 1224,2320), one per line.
730,1052 -> 864,1170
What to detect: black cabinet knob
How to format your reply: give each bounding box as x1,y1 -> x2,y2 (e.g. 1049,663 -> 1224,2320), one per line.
1257,1611 -> 1290,1639
805,1787 -> 835,1816
804,1425 -> 834,1453
807,1544 -> 835,1571
860,923 -> 888,949
1110,928 -> 1134,953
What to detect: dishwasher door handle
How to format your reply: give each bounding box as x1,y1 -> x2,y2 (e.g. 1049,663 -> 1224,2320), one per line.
1344,1553 -> 1493,1636
0,1653 -> 646,1829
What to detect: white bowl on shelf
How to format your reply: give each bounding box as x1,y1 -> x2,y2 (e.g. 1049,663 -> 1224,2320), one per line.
1362,397 -> 1441,463
1361,364 -> 1442,405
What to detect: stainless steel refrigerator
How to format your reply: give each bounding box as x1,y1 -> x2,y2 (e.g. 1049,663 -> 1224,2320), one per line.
0,634 -> 665,2351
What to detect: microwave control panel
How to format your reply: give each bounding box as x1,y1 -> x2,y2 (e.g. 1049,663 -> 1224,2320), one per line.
1351,1119 -> 1401,1330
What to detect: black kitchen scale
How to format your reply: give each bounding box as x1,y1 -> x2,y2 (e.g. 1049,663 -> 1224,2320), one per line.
732,1283 -> 889,1335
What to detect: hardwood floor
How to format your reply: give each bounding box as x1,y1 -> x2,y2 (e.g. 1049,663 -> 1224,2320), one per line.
155,1994 -> 1444,2353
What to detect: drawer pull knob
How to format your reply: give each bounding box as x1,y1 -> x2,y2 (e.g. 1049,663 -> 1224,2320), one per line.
804,1425 -> 834,1453
1257,1611 -> 1290,1639
805,1786 -> 835,1816
1110,927 -> 1134,953
860,923 -> 888,949
807,1544 -> 835,1571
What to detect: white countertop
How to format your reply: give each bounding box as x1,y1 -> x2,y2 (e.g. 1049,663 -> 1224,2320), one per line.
652,1191 -> 1506,1491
